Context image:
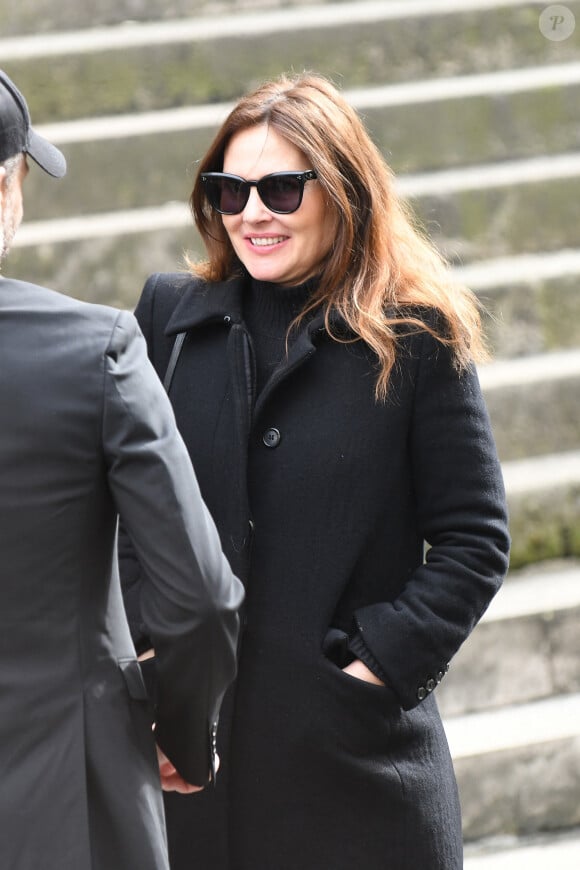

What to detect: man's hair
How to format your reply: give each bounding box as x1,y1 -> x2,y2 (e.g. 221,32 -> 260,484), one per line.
1,153 -> 21,186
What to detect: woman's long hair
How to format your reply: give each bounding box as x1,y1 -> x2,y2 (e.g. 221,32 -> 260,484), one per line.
189,73 -> 487,400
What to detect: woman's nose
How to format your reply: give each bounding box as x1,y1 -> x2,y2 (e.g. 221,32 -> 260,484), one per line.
242,186 -> 271,220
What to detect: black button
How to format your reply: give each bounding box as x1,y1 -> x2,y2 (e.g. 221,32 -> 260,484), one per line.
436,670 -> 444,683
262,428 -> 281,448
426,678 -> 436,693
417,686 -> 427,701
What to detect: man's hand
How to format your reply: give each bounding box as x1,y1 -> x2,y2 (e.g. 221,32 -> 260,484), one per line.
156,745 -> 205,794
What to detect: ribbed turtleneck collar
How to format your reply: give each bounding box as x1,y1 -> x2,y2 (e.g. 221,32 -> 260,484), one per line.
242,277 -> 319,394
245,278 -> 317,335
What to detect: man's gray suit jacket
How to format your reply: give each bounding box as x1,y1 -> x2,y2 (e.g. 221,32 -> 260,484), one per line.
0,277 -> 243,870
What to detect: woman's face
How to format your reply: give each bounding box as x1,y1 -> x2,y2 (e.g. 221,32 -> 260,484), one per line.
221,124 -> 336,286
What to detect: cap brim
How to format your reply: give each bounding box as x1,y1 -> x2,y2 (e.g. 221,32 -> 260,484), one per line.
26,128 -> 67,178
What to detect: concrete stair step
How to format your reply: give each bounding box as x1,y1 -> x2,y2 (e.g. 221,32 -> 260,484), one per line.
2,0 -> 578,122
465,828 -> 580,868
503,450 -> 580,568
9,205 -> 192,310
444,693 -> 580,841
352,62 -> 580,174
21,62 -> 580,221
479,349 -> 580,461
455,249 -> 580,358
400,152 -> 580,264
438,559 -> 580,717
1,0 -> 322,37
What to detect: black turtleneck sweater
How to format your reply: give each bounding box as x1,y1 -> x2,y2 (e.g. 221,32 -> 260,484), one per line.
242,278 -> 313,395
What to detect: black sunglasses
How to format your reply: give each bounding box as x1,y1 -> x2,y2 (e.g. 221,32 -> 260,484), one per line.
200,170 -> 318,215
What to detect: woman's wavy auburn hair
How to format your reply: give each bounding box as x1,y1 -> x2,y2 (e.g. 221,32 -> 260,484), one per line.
189,72 -> 487,400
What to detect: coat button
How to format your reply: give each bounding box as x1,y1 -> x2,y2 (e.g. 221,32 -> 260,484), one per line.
262,428 -> 281,448
426,678 -> 436,693
417,686 -> 427,701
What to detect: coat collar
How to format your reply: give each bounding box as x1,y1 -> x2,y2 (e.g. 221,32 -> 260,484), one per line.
164,276 -> 247,335
164,273 -> 356,341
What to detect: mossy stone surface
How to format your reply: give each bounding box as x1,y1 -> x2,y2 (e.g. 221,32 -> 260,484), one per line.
417,176 -> 580,265
485,378 -> 580,462
508,485 -> 580,569
4,4 -> 580,122
5,224 -> 197,310
479,276 -> 580,359
0,0 -> 330,36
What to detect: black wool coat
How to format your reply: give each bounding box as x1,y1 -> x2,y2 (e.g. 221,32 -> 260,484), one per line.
121,272 -> 510,870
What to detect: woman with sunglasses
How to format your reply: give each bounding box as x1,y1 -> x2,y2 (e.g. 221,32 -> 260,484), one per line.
120,73 -> 509,870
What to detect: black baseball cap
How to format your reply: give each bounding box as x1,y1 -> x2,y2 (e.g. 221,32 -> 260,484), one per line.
0,68 -> 66,178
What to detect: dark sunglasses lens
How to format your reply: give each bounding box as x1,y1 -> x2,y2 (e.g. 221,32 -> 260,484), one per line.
260,175 -> 302,213
206,177 -> 249,214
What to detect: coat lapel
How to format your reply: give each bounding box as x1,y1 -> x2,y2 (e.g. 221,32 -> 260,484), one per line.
163,275 -> 356,415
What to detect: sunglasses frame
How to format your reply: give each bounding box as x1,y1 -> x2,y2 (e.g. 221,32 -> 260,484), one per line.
200,169 -> 318,215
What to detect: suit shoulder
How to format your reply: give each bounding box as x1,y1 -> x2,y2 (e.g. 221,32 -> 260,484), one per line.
1,276 -> 124,327
0,277 -> 81,309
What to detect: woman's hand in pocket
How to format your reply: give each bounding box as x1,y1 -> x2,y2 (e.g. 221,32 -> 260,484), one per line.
342,658 -> 385,686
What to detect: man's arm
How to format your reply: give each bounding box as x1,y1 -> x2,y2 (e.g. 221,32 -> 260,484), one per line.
103,310 -> 244,786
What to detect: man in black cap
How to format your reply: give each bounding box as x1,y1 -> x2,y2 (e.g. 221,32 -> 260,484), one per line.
0,69 -> 244,870
0,69 -> 66,257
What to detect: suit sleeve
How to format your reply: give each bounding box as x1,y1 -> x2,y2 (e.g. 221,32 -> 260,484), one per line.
118,274 -> 165,655
103,309 -> 244,784
354,329 -> 510,710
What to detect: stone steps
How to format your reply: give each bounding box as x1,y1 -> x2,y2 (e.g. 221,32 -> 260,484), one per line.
480,349 -> 580,461
350,62 -> 580,173
438,560 -> 580,717
2,0 -> 578,122
401,152 -> 580,264
8,0 -> 579,38
464,828 -> 580,869
503,450 -> 580,568
444,692 -> 580,842
2,0 -> 325,36
455,249 -> 580,358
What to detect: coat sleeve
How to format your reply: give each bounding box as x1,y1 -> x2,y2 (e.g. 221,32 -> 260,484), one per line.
354,329 -> 510,711
118,273 -> 179,653
103,308 -> 244,784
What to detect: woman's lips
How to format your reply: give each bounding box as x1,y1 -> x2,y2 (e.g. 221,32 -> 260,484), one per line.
248,235 -> 287,247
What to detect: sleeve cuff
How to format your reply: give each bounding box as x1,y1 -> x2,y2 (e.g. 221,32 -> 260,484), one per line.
348,631 -> 390,686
